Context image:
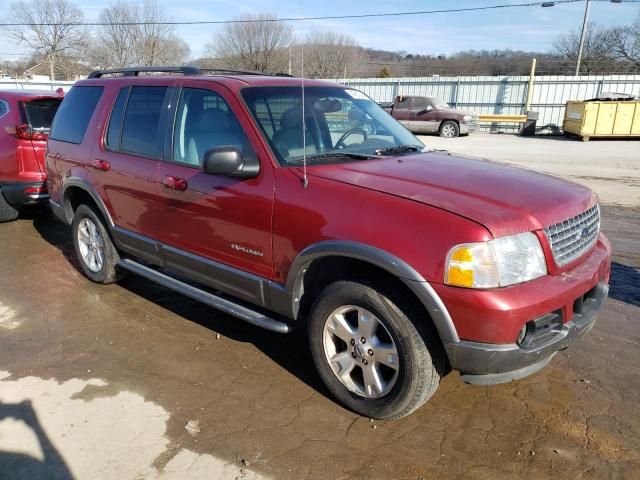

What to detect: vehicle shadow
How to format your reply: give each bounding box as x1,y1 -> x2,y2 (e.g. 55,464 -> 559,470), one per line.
609,261 -> 640,308
0,400 -> 74,480
32,212 -> 332,402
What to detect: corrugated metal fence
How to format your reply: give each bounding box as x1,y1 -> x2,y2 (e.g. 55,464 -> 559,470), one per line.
331,75 -> 640,133
4,75 -> 640,133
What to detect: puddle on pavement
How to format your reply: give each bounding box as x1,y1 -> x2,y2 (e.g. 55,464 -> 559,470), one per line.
0,303 -> 20,330
0,371 -> 267,479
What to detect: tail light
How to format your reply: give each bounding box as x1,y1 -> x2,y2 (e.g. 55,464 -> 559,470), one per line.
23,186 -> 48,194
5,124 -> 48,141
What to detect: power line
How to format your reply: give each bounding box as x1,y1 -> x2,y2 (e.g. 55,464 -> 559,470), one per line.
0,0 -> 637,27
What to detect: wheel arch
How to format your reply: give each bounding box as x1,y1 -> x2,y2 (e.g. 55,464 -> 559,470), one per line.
60,178 -> 114,227
286,241 -> 460,344
440,118 -> 460,127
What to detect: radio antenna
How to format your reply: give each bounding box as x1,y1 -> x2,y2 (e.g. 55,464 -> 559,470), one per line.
299,2 -> 308,188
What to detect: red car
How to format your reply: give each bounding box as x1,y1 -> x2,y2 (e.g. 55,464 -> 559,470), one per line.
46,67 -> 611,419
0,90 -> 62,222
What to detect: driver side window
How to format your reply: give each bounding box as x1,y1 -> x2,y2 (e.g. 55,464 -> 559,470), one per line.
412,97 -> 431,110
172,88 -> 254,167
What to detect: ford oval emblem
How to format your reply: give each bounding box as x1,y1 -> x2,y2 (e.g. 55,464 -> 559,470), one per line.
581,227 -> 590,239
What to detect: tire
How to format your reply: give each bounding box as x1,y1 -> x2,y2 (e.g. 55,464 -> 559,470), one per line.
308,280 -> 445,419
439,120 -> 459,138
0,190 -> 19,223
72,204 -> 121,284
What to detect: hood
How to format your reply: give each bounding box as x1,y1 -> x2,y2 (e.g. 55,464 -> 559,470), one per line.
440,107 -> 477,117
307,153 -> 595,238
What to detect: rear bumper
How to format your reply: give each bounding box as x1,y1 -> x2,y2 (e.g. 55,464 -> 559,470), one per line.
0,181 -> 49,208
445,282 -> 608,385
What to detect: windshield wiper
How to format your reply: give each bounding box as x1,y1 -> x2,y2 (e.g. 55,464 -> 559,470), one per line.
297,152 -> 378,163
375,145 -> 423,156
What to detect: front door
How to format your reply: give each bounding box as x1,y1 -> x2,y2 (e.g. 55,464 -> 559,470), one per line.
408,97 -> 439,133
156,82 -> 275,302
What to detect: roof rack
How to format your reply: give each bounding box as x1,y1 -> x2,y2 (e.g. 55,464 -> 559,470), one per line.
87,66 -> 293,79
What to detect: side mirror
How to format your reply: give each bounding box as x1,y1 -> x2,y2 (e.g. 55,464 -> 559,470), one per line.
418,106 -> 433,115
203,146 -> 257,178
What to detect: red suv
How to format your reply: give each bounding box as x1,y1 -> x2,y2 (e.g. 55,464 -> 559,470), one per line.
46,67 -> 611,419
0,90 -> 62,222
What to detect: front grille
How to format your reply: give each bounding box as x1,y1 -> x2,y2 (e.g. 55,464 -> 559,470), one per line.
544,204 -> 600,266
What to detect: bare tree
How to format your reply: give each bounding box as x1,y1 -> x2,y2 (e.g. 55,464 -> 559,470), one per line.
86,0 -> 190,69
605,15 -> 640,70
208,13 -> 292,73
554,22 -> 617,74
95,0 -> 137,68
302,30 -> 362,78
7,0 -> 86,80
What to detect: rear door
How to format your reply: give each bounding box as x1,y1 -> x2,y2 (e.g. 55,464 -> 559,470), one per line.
91,82 -> 174,264
391,96 -> 412,128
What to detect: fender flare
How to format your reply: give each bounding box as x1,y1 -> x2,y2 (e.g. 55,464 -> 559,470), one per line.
286,240 -> 460,343
60,177 -> 115,227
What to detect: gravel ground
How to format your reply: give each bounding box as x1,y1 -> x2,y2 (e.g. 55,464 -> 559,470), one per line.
417,133 -> 639,207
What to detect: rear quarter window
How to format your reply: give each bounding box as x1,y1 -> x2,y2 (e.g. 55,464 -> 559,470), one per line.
50,86 -> 104,144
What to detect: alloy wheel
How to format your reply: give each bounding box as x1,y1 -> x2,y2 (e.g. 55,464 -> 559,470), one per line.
77,217 -> 105,273
322,305 -> 400,399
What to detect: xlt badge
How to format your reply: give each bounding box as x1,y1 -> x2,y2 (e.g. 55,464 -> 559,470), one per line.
230,243 -> 264,257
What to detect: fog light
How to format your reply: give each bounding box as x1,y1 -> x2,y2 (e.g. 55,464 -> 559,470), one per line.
517,324 -> 528,345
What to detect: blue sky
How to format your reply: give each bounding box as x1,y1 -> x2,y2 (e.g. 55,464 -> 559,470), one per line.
1,0 -> 639,60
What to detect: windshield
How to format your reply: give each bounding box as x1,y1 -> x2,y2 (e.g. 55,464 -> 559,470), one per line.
241,86 -> 424,166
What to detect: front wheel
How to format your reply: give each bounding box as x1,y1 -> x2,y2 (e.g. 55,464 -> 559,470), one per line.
308,280 -> 444,419
439,120 -> 459,138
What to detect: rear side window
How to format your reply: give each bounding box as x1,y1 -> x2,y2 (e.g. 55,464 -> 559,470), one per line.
396,97 -> 409,109
50,86 -> 103,144
23,98 -> 61,132
120,86 -> 170,158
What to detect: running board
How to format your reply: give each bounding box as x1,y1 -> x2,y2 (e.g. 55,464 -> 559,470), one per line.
118,259 -> 290,334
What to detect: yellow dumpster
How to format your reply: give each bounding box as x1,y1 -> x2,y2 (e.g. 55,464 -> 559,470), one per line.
563,98 -> 640,141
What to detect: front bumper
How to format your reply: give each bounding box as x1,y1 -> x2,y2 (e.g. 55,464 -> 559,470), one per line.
460,122 -> 479,134
445,282 -> 608,385
437,234 -> 611,385
0,181 -> 49,208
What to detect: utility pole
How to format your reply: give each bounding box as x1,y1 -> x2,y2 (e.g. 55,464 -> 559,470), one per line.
525,58 -> 537,112
575,0 -> 591,76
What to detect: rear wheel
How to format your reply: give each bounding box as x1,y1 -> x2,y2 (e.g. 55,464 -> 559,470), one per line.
72,204 -> 121,284
308,280 -> 444,419
439,120 -> 459,138
0,191 -> 19,223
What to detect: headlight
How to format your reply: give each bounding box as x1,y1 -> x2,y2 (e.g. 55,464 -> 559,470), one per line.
463,115 -> 472,123
445,232 -> 547,288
